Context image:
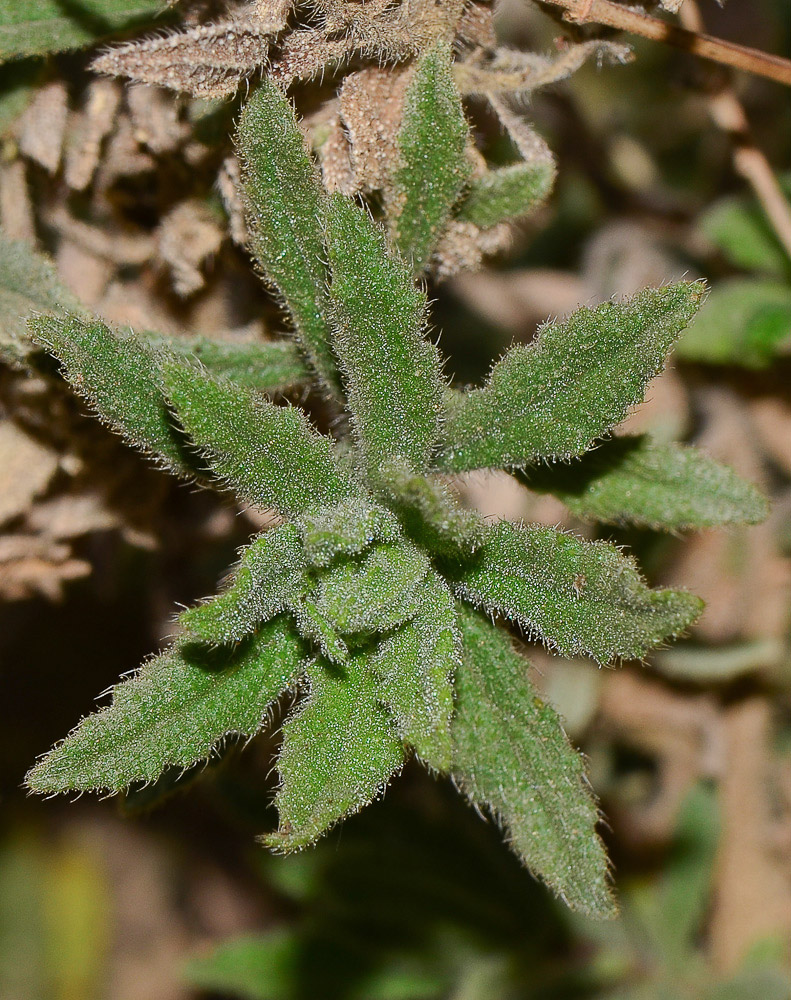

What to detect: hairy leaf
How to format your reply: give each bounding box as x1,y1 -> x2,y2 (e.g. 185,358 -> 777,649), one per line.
392,41 -> 472,271
326,193 -> 444,475
518,435 -> 768,530
369,574 -> 458,770
264,658 -> 404,851
452,606 -> 615,918
455,160 -> 555,229
312,541 -> 430,637
0,0 -> 169,62
180,525 -> 308,644
237,82 -> 340,394
26,618 -> 303,793
291,599 -> 350,666
153,335 -> 311,392
0,236 -> 84,366
30,315 -> 194,474
298,496 -> 401,568
161,361 -> 358,515
676,279 -> 791,369
446,521 -> 702,661
435,283 -> 704,472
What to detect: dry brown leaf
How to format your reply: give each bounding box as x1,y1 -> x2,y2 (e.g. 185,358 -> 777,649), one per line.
0,160 -> 35,243
0,421 -> 59,528
156,200 -> 224,297
64,80 -> 122,191
18,81 -> 69,174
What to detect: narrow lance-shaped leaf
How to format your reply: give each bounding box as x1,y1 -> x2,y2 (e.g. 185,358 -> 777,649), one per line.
391,41 -> 472,271
445,521 -> 702,662
369,572 -> 458,771
26,618 -> 304,794
452,605 -> 615,918
30,315 -> 195,475
0,0 -> 169,62
237,81 -> 341,395
434,283 -> 705,472
517,435 -> 768,530
179,524 -> 308,644
297,496 -> 401,568
326,193 -> 444,475
455,160 -> 555,230
263,658 -> 405,851
160,361 -> 359,516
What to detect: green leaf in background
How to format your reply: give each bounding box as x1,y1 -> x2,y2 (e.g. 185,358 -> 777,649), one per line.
311,540 -> 430,636
699,177 -> 791,279
369,574 -> 458,770
30,315 -> 195,474
435,282 -> 704,472
264,658 -> 405,851
455,160 -> 555,229
446,521 -> 702,662
26,618 -> 303,793
0,235 -> 85,366
179,525 -> 308,644
451,606 -> 615,918
184,930 -> 299,1000
518,435 -> 768,530
391,41 -> 472,271
161,361 -> 358,515
153,335 -> 311,392
325,193 -> 444,476
0,0 -> 170,62
237,81 -> 340,395
676,279 -> 791,369
297,496 -> 401,568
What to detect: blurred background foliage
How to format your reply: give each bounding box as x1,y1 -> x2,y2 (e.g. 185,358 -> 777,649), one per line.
1,0 -> 790,997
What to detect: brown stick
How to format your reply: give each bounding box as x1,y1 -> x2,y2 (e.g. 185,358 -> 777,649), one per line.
539,0 -> 791,88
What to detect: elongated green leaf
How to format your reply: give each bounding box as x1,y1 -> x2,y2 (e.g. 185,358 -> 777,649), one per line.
676,279 -> 791,369
263,658 -> 404,851
452,606 -> 615,918
237,82 -> 340,395
435,283 -> 704,472
378,457 -> 484,559
518,435 -> 768,530
699,179 -> 791,279
325,193 -> 444,475
369,573 -> 458,770
312,540 -> 430,637
446,521 -> 702,662
179,524 -> 308,644
26,618 -> 303,793
161,361 -> 358,516
0,236 -> 85,366
151,335 -> 311,392
0,0 -> 169,62
297,496 -> 401,568
184,931 -> 299,1000
31,315 -> 195,474
392,41 -> 472,271
455,160 -> 555,230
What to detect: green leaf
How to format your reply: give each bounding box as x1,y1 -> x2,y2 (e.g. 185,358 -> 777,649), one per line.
312,540 -> 430,637
325,193 -> 444,476
26,618 -> 303,793
378,457 -> 484,559
237,82 -> 340,395
297,495 -> 401,568
290,598 -> 350,666
435,283 -> 704,472
161,360 -> 358,516
184,931 -> 299,1000
445,521 -> 702,662
455,160 -> 555,230
0,235 -> 85,366
518,435 -> 768,530
263,658 -> 404,851
30,315 -> 195,474
151,335 -> 311,392
179,525 -> 308,644
699,179 -> 791,279
451,606 -> 615,918
391,41 -> 472,271
369,573 -> 458,770
676,279 -> 791,369
0,0 -> 169,62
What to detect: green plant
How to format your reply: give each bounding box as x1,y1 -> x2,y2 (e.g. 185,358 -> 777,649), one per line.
9,21 -> 768,921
